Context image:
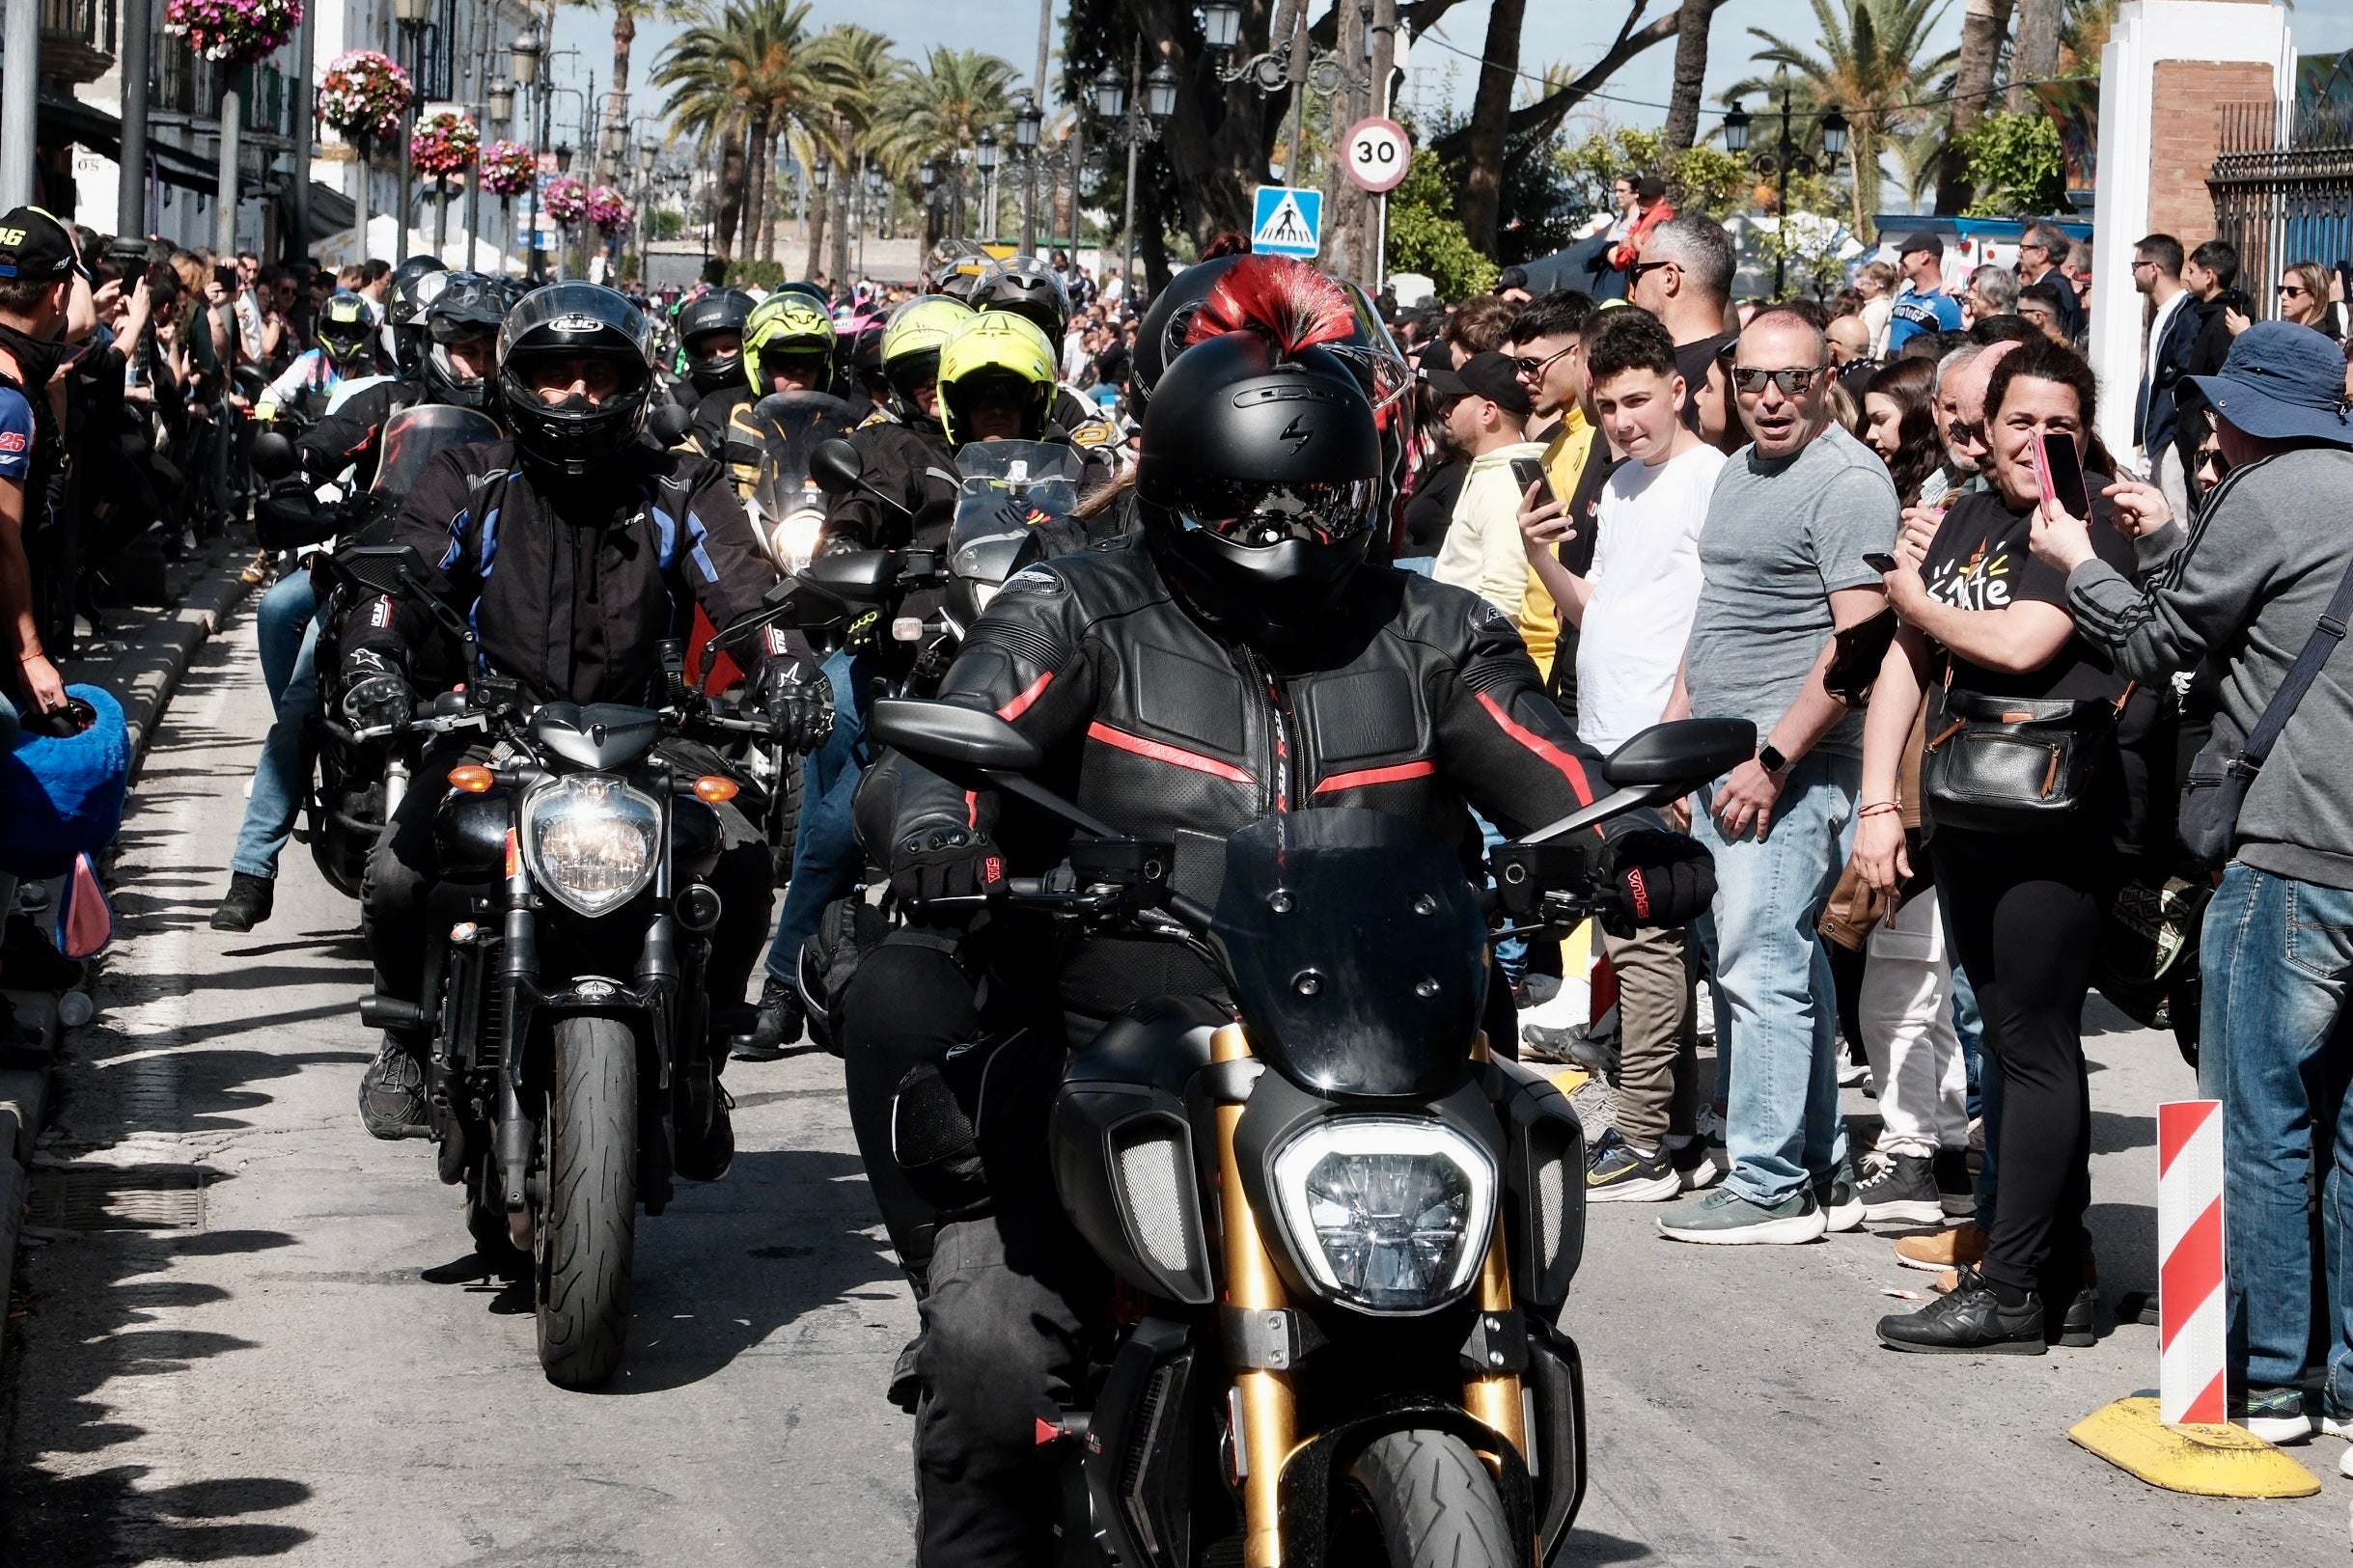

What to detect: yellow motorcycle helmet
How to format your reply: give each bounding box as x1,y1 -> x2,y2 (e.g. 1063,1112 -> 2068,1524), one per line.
936,312 -> 1059,446
880,295 -> 977,416
742,290 -> 838,395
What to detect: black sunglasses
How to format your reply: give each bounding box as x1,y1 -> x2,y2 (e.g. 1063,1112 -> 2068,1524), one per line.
1625,260 -> 1675,286
1730,366 -> 1824,397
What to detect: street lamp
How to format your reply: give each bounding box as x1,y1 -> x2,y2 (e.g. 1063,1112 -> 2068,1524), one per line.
488,76 -> 514,131
509,24 -> 541,86
555,142 -> 573,174
638,141 -> 658,176
976,128 -> 999,244
1145,62 -> 1180,121
1720,86 -> 1849,295
812,155 -> 830,191
1201,0 -> 1243,52
392,0 -> 432,255
1094,41 -> 1177,302
1015,96 -> 1044,250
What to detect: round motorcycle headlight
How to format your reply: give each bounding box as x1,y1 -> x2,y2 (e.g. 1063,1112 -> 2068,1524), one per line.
521,775 -> 662,917
770,507 -> 826,574
1269,1117 -> 1496,1314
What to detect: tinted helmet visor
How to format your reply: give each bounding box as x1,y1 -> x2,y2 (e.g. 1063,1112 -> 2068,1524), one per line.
1169,475 -> 1380,549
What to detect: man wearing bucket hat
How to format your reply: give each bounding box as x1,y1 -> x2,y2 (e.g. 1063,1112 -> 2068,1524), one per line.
2031,320 -> 2353,1455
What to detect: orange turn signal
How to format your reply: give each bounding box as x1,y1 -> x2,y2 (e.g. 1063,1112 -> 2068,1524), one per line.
693,775 -> 740,804
448,764 -> 495,793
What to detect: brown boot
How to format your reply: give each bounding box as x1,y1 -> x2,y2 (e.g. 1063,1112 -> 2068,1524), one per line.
1895,1223 -> 1988,1275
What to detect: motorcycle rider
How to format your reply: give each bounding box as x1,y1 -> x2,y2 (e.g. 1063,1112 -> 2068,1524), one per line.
668,285 -> 757,457
696,289 -> 848,498
211,275 -> 512,933
379,254 -> 446,370
836,257 -> 1715,1566
743,307 -> 1117,1054
339,283 -> 833,1166
967,254 -> 1113,449
254,290 -> 376,422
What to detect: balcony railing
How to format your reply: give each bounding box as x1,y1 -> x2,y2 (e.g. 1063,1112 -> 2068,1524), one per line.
39,0 -> 116,84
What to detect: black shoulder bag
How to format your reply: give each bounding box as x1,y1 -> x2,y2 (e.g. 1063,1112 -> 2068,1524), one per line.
2178,548 -> 2353,871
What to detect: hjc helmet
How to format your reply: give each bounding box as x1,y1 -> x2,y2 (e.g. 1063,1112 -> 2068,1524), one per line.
742,290 -> 837,396
1127,254 -> 1247,418
315,291 -> 376,369
878,295 -> 976,426
1134,257 -> 1381,646
386,257 -> 449,373
421,272 -> 507,414
674,286 -> 757,395
971,256 -> 1071,344
496,282 -> 657,478
935,313 -> 1058,447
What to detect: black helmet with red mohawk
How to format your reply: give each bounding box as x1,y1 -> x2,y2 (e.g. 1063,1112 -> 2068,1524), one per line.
1135,255 -> 1383,646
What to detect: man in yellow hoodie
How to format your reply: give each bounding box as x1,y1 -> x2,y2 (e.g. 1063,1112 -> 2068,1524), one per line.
1504,293 -> 1606,689
1428,350 -> 1547,625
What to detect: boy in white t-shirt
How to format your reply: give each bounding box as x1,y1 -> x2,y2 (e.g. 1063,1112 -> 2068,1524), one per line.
1520,307 -> 1727,1200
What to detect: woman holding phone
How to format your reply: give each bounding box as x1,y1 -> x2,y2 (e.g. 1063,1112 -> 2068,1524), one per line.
1853,337 -> 2149,1354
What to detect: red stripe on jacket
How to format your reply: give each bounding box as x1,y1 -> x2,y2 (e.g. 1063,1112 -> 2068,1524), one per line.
1312,758 -> 1438,794
1085,722 -> 1257,784
997,671 -> 1054,722
1474,692 -> 1596,807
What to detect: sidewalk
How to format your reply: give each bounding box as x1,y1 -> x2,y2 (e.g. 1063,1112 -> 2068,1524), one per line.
0,544 -> 257,1362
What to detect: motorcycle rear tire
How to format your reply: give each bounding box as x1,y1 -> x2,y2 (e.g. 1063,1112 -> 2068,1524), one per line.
1344,1429 -> 1516,1568
535,1016 -> 637,1389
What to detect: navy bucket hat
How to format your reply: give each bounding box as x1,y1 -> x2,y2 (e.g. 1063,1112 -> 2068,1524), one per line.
2188,320 -> 2353,445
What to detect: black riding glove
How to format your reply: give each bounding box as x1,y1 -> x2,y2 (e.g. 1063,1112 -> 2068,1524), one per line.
759,662 -> 835,752
341,648 -> 414,731
1597,830 -> 1716,936
890,826 -> 1007,914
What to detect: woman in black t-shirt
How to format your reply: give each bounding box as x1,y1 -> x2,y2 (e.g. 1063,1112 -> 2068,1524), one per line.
1853,338 -> 2135,1355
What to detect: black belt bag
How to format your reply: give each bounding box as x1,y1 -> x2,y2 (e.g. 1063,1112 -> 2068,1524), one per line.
1922,684 -> 2130,834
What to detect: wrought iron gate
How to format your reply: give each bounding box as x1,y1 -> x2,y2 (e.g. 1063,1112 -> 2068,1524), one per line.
2208,100 -> 2353,316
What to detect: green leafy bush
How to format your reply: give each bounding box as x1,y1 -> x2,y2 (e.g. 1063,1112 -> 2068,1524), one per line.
1955,112 -> 2068,218
1387,150 -> 1498,300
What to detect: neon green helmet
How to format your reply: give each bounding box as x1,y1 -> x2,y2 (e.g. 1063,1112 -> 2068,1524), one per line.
936,313 -> 1059,445
880,295 -> 977,414
742,290 -> 837,395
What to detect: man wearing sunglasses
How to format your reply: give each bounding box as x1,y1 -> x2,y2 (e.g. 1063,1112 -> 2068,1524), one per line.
1656,306 -> 1901,1245
1631,215 -> 1741,452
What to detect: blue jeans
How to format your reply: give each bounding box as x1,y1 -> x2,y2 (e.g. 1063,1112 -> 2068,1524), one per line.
231,572 -> 320,880
1474,810 -> 1527,986
763,648 -> 872,986
2199,862 -> 2353,1405
1688,751 -> 1860,1205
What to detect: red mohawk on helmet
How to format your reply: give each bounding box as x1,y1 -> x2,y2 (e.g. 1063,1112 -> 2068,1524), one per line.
1185,255 -> 1355,355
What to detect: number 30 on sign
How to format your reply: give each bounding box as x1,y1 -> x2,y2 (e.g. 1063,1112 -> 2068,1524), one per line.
1343,118 -> 1411,194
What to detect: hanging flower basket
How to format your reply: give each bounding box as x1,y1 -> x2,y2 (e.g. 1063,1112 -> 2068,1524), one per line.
164,0 -> 302,66
318,49 -> 412,142
587,186 -> 634,235
479,141 -> 537,198
543,177 -> 590,226
410,111 -> 481,179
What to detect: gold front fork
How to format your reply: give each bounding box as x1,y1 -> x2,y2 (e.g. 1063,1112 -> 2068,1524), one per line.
1462,1032 -> 1529,1465
1212,1022 -> 1295,1568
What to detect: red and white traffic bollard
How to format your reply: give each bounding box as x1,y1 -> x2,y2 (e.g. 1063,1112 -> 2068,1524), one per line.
2157,1099 -> 2227,1426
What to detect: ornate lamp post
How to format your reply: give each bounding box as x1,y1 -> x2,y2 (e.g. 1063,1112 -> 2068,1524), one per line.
975,128 -> 1000,246
1093,48 -> 1176,299
1722,88 -> 1850,295
1200,0 -> 1366,180
391,0 -> 432,255
1015,94 -> 1044,252
511,25 -> 544,279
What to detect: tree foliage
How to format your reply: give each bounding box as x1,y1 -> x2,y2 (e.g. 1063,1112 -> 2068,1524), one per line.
1954,110 -> 2067,216
1386,148 -> 1498,298
1555,126 -> 1748,225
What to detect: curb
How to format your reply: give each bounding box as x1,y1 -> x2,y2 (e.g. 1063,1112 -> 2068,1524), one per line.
2,549 -> 257,1357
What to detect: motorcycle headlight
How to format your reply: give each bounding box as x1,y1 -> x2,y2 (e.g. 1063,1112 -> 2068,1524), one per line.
1270,1117 -> 1496,1314
769,508 -> 826,574
520,775 -> 661,917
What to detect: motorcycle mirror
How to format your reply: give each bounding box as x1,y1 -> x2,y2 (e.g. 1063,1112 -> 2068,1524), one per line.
337,541 -> 435,598
870,698 -> 1043,775
250,431 -> 299,481
648,400 -> 694,447
805,548 -> 900,601
1602,719 -> 1758,795
811,437 -> 865,495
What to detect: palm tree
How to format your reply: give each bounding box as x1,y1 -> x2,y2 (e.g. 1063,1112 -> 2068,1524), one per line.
656,8 -> 756,258
875,47 -> 1019,245
1735,0 -> 1959,240
1936,0 -> 2013,212
655,0 -> 820,263
802,25 -> 902,282
565,0 -> 691,181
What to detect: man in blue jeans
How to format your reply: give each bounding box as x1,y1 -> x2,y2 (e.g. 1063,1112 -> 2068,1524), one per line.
2032,321 -> 2353,1449
209,569 -> 320,930
1654,307 -> 1898,1245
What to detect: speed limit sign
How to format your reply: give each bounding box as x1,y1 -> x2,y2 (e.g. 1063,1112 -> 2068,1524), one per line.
1343,117 -> 1411,194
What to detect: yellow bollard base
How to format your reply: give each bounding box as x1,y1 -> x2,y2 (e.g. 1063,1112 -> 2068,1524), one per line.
2068,1396 -> 2321,1498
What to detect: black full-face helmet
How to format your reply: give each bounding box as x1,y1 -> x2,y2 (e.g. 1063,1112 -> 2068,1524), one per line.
1128,254 -> 1246,418
1136,328 -> 1382,646
315,290 -> 375,368
675,286 -> 757,395
496,283 -> 657,478
421,272 -> 507,414
971,255 -> 1071,344
386,256 -> 448,373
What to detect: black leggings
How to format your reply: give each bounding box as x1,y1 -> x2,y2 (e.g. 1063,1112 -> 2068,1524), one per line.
1935,834 -> 2110,1297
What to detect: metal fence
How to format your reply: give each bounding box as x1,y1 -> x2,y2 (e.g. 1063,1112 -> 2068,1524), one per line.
2209,99 -> 2353,316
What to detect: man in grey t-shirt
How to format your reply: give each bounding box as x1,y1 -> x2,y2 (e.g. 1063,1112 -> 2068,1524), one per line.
1657,308 -> 1898,1246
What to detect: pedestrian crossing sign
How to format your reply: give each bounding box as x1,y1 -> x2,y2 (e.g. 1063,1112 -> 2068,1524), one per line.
1251,186 -> 1322,258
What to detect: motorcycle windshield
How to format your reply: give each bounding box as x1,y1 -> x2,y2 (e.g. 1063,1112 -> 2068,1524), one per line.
370,404 -> 502,496
951,440 -> 1085,567
1211,809 -> 1490,1099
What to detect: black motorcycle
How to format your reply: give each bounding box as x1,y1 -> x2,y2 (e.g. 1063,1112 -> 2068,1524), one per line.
866,696 -> 1752,1568
340,541 -> 782,1389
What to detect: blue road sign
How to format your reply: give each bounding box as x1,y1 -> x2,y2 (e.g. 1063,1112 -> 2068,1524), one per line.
1251,185 -> 1322,258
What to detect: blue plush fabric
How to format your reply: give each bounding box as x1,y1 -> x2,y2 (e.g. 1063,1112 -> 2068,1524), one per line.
0,684 -> 129,876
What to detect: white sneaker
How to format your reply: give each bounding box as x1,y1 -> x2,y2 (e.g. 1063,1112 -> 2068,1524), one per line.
1693,980 -> 1716,1042
2319,1412 -> 2353,1442
2339,1444 -> 2353,1478
1838,1059 -> 1869,1088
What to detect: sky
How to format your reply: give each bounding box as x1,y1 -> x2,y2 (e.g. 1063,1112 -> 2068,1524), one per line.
545,0 -> 2353,145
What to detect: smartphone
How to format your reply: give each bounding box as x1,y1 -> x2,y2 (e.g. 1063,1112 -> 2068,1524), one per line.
1509,455 -> 1556,504
1862,551 -> 1898,574
2034,431 -> 2092,517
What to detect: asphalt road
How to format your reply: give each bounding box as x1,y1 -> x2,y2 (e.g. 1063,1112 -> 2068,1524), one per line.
6,606 -> 2351,1566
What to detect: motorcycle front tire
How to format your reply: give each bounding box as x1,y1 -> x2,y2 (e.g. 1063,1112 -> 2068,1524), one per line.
1345,1429 -> 1516,1568
535,1015 -> 638,1389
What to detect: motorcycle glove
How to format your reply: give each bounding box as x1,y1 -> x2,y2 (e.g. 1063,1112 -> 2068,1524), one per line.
1597,830 -> 1716,937
890,826 -> 1007,914
341,648 -> 414,732
760,661 -> 835,752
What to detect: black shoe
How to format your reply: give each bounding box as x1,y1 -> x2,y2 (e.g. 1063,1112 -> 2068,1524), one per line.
1876,1267 -> 2047,1355
358,1034 -> 431,1140
208,872 -> 275,934
1932,1147 -> 1976,1218
676,1083 -> 734,1182
1857,1150 -> 1943,1224
1518,1021 -> 1587,1064
732,975 -> 803,1062
1,914 -> 83,991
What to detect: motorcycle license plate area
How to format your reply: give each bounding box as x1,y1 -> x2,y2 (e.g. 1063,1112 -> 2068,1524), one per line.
1211,808 -> 1489,1099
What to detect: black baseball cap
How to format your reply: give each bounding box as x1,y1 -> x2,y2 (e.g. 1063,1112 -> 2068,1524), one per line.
0,207 -> 76,282
1897,229 -> 1945,260
1425,350 -> 1534,416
